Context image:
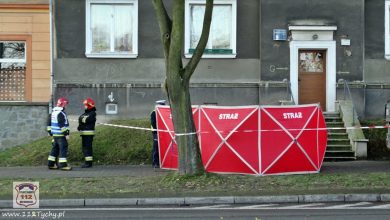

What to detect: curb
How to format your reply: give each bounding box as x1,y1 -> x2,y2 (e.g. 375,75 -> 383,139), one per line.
1,194 -> 390,208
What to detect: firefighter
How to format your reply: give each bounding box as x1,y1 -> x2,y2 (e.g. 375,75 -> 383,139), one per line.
48,97 -> 72,171
150,100 -> 166,168
78,98 -> 97,168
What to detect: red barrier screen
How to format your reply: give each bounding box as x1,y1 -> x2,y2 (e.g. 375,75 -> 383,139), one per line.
156,104 -> 327,175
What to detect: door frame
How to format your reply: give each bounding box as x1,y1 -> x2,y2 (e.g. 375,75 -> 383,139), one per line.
290,40 -> 336,112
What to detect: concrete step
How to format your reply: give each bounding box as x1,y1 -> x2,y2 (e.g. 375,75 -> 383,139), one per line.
323,111 -> 359,161
327,128 -> 347,133
324,156 -> 356,161
327,139 -> 350,145
328,133 -> 349,139
325,149 -> 355,158
326,122 -> 345,128
325,117 -> 343,123
327,145 -> 353,151
323,112 -> 340,116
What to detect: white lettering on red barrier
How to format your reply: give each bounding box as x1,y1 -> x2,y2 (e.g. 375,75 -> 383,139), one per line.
218,113 -> 239,120
283,112 -> 302,119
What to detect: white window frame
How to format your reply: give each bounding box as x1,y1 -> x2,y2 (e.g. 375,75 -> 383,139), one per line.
386,1 -> 390,59
85,0 -> 138,58
0,41 -> 26,64
184,0 -> 237,59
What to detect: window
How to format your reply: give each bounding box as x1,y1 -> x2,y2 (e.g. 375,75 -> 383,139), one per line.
185,0 -> 237,58
386,0 -> 390,59
86,0 -> 138,58
0,41 -> 27,101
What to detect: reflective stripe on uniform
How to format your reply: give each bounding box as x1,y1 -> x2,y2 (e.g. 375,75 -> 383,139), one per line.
80,130 -> 95,135
53,134 -> 64,137
82,116 -> 88,123
48,155 -> 56,161
59,158 -> 67,163
85,156 -> 93,161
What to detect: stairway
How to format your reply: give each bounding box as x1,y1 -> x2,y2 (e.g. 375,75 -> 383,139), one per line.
323,112 -> 356,161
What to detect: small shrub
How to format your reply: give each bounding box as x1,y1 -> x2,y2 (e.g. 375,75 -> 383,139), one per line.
361,119 -> 390,160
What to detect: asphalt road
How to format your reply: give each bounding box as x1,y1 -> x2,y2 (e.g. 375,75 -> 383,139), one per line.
0,160 -> 389,179
2,204 -> 390,220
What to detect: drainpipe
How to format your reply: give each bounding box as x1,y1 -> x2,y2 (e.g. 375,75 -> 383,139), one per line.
49,0 -> 55,113
258,0 -> 262,105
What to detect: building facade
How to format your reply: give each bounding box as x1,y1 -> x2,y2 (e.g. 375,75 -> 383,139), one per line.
0,0 -> 50,150
53,0 -> 389,121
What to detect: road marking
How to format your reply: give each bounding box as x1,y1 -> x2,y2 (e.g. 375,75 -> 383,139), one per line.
193,204 -> 230,209
322,202 -> 373,209
237,204 -> 277,209
276,203 -> 324,209
3,202 -> 390,211
366,203 -> 390,209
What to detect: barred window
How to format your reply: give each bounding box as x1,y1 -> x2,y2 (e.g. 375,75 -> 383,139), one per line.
0,41 -> 26,101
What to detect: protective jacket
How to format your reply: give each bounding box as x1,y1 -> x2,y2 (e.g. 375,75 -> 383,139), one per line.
50,107 -> 69,137
78,107 -> 97,135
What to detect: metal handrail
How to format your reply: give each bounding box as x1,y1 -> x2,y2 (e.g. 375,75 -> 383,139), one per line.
286,80 -> 296,105
342,80 -> 357,126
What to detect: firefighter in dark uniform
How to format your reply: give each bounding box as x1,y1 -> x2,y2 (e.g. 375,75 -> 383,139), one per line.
47,97 -> 72,171
150,100 -> 166,168
78,98 -> 97,168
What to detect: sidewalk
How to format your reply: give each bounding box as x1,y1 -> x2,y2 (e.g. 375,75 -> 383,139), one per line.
0,160 -> 389,207
0,160 -> 388,179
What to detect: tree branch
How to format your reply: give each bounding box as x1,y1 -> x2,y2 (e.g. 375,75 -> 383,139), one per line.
184,0 -> 213,82
168,0 -> 185,80
152,0 -> 172,59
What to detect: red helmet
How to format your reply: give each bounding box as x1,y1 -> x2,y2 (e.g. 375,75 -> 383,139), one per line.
83,98 -> 95,109
56,97 -> 69,108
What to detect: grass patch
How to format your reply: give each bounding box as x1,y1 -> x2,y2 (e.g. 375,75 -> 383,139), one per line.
0,119 -> 153,167
361,119 -> 390,160
0,172 -> 389,199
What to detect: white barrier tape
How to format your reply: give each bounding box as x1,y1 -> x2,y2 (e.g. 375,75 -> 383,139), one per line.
70,119 -> 389,136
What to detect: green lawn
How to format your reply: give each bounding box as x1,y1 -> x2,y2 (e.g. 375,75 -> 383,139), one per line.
0,119 -> 153,166
1,119 -> 389,199
0,172 -> 389,199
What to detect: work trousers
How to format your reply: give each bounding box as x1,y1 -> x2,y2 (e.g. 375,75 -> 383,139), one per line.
48,137 -> 69,167
152,132 -> 159,167
81,135 -> 94,164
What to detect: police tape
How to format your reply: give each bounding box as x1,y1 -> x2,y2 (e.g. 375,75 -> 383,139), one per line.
75,120 -> 389,137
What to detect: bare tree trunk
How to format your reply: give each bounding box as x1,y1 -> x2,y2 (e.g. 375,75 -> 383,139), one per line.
153,0 -> 213,174
169,81 -> 203,174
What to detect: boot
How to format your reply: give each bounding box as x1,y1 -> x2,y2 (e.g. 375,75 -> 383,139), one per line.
60,166 -> 72,171
81,161 -> 92,168
48,164 -> 59,170
59,162 -> 72,171
48,161 -> 58,170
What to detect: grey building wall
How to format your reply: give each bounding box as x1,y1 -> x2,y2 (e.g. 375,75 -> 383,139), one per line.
53,0 -> 389,119
56,84 -> 261,119
0,103 -> 49,150
261,0 -> 364,82
54,0 -> 261,118
55,0 -> 259,59
364,0 -> 390,83
365,87 -> 390,118
363,0 -> 390,119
